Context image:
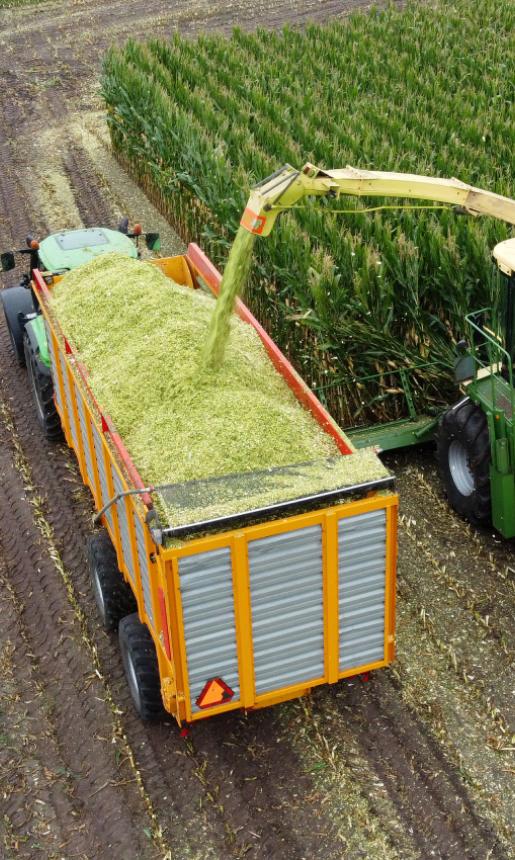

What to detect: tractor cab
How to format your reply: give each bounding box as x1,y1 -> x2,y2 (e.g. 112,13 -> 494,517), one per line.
0,222 -> 160,278
37,227 -> 138,271
0,221 -> 160,376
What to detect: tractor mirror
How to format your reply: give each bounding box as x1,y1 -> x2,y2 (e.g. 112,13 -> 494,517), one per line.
145,232 -> 161,252
0,252 -> 15,272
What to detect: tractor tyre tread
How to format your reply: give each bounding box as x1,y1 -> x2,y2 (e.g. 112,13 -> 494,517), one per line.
24,334 -> 62,440
87,530 -> 137,631
119,614 -> 165,721
437,398 -> 491,526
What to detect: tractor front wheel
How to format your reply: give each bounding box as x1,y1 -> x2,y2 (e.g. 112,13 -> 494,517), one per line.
24,334 -> 62,440
437,398 -> 491,526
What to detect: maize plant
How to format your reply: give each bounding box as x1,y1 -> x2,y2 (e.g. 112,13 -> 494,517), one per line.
102,0 -> 514,425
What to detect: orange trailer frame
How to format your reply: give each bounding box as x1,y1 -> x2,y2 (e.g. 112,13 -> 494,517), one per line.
32,246 -> 398,726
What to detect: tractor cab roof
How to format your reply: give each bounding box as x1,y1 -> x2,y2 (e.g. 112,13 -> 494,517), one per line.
38,227 -> 137,272
493,238 -> 515,277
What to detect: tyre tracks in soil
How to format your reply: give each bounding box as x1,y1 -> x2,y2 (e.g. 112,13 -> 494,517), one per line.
0,558 -> 101,860
391,454 -> 515,729
321,675 -> 511,860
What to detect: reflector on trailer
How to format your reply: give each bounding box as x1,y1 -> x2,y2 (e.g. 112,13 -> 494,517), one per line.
196,677 -> 234,709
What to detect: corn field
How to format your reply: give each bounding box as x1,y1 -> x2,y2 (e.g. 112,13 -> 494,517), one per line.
102,0 -> 514,426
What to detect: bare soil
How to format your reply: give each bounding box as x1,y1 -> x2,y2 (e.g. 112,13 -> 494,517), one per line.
0,2 -> 513,859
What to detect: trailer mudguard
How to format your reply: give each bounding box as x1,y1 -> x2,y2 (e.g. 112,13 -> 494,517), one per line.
25,315 -> 51,374
1,285 -> 36,365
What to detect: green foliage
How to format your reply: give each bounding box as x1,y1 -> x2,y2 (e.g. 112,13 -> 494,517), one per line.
101,0 -> 514,424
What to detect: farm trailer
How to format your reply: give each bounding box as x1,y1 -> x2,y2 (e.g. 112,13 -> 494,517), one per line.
2,231 -> 398,725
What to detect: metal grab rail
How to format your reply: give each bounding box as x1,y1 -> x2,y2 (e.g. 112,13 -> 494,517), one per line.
313,359 -> 450,421
465,307 -> 515,420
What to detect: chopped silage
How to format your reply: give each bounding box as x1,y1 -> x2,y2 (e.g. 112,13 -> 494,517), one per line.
50,252 -> 389,528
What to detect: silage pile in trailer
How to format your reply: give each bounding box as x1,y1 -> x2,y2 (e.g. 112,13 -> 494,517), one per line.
50,253 -> 388,525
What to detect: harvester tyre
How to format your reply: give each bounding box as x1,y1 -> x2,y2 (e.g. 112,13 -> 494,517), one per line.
119,614 -> 165,721
437,398 -> 491,526
87,530 -> 136,632
23,334 -> 62,441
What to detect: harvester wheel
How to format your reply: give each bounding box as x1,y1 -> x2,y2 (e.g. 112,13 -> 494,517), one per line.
437,397 -> 491,525
87,530 -> 136,632
119,614 -> 165,721
23,334 -> 62,440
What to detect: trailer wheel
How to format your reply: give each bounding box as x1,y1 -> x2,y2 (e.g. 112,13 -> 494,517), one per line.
23,334 -> 62,440
87,530 -> 136,632
119,614 -> 165,721
437,398 -> 491,525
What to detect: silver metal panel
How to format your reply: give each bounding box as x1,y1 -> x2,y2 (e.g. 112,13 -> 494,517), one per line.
112,467 -> 135,584
179,548 -> 240,713
338,509 -> 386,671
92,425 -> 113,530
248,525 -> 324,695
133,511 -> 153,628
59,351 -> 78,450
45,323 -> 62,413
75,384 -> 94,488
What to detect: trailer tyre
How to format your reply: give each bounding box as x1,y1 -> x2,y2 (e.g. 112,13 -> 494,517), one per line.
88,530 -> 137,631
437,398 -> 491,525
23,334 -> 62,440
119,614 -> 165,721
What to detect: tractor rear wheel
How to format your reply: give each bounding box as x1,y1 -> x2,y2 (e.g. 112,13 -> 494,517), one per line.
119,614 -> 165,721
1,286 -> 35,367
23,334 -> 62,440
437,397 -> 491,525
87,530 -> 136,631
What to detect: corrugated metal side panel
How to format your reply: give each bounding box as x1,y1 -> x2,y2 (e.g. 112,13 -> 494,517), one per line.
92,425 -> 113,530
75,384 -> 94,488
338,509 -> 386,671
178,548 -> 240,713
248,525 -> 324,695
45,323 -> 62,414
133,511 -> 153,628
59,351 -> 78,450
112,467 -> 135,584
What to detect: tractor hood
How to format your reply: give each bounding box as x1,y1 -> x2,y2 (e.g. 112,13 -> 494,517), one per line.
38,227 -> 137,272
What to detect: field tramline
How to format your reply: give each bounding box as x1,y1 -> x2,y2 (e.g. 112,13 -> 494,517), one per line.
102,0 -> 514,425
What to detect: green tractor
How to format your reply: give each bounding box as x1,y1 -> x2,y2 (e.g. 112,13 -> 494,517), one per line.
0,222 -> 159,439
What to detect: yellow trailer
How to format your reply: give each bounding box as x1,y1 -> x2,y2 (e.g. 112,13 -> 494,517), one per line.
29,242 -> 397,726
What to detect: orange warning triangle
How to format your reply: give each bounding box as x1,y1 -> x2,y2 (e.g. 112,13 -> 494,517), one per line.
196,677 -> 234,709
